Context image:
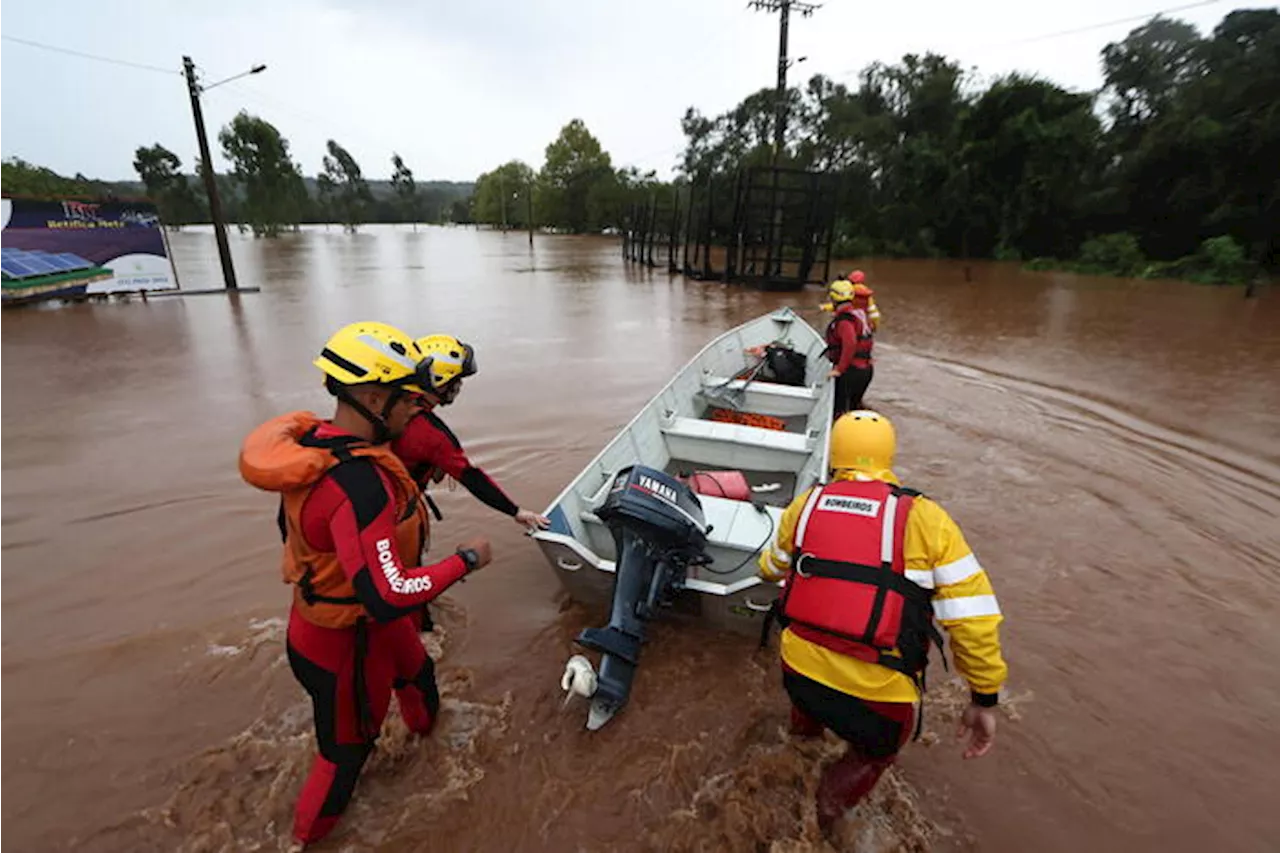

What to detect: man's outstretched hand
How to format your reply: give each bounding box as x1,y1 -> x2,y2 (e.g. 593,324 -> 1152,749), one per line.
956,704 -> 997,759
514,508 -> 550,530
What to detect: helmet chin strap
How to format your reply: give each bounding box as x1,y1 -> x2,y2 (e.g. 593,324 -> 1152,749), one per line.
335,385 -> 404,443
433,383 -> 460,406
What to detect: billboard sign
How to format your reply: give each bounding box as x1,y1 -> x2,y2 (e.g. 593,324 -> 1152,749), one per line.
1,197 -> 180,304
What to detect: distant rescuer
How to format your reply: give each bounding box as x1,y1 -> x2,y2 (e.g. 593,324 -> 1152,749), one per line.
846,269 -> 881,331
758,411 -> 1008,838
823,278 -> 876,417
239,321 -> 493,847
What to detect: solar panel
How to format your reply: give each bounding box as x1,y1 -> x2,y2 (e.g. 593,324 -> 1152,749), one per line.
55,253 -> 94,271
1,249 -> 103,279
41,256 -> 78,272
18,255 -> 59,274
1,258 -> 38,278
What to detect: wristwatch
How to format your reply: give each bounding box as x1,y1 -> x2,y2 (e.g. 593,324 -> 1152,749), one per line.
456,547 -> 480,574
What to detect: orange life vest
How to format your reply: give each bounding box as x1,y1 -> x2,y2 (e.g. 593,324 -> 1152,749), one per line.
779,479 -> 939,678
240,412 -> 429,629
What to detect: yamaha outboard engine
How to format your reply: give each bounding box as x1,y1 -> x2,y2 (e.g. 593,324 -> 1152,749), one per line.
570,464 -> 709,730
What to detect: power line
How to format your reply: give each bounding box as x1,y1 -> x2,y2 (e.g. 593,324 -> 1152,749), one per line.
1,34 -> 178,75
990,0 -> 1226,48
836,0 -> 1227,79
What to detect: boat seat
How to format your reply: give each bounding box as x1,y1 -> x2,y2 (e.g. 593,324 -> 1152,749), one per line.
696,494 -> 783,552
659,415 -> 814,473
661,415 -> 811,453
700,375 -> 818,401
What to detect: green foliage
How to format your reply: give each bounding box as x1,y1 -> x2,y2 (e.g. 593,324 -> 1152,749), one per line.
1078,233 -> 1146,276
1025,233 -> 1257,284
472,160 -> 535,227
449,198 -> 473,224
669,7 -> 1278,278
217,111 -> 308,237
390,154 -> 419,226
132,144 -> 205,227
467,120 -> 652,233
321,139 -> 371,233
1143,235 -> 1257,284
537,119 -> 618,232
1,157 -> 121,199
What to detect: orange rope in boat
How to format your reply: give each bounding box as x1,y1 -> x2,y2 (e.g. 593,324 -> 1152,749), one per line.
708,407 -> 787,431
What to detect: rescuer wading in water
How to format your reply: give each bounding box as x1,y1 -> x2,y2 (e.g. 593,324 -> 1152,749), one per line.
390,333 -> 548,632
239,321 -> 494,847
759,410 -> 1008,837
392,334 -> 549,533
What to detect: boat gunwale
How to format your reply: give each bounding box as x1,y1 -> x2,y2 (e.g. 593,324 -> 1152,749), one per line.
533,306 -> 831,575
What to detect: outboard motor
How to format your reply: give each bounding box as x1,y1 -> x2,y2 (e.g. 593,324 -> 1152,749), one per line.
568,464 -> 710,730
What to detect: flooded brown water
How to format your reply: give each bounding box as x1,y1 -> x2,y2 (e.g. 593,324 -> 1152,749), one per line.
3,226 -> 1279,852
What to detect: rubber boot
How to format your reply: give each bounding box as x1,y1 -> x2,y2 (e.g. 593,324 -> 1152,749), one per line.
790,704 -> 826,739
815,746 -> 895,837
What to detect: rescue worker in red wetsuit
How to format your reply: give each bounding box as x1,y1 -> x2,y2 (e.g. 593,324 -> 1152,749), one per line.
759,411 -> 1008,838
239,321 -> 494,847
824,279 -> 875,417
392,334 -> 550,532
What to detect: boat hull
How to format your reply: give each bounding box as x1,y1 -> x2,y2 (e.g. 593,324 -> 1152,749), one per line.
533,306 -> 832,638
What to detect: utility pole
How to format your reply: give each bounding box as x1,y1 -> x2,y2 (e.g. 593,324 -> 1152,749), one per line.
749,0 -> 819,165
527,178 -> 535,248
183,56 -> 238,291
499,171 -> 508,231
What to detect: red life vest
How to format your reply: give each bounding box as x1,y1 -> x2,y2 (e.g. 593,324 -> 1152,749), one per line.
779,479 -> 938,678
824,308 -> 874,368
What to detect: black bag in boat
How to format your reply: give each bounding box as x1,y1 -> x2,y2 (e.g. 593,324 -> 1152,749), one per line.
759,344 -> 807,387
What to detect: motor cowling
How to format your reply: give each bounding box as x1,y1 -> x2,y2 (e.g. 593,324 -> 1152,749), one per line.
572,465 -> 710,729
596,465 -> 709,549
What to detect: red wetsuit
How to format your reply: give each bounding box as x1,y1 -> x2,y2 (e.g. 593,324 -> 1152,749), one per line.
825,304 -> 875,416
392,409 -> 519,516
281,423 -> 470,844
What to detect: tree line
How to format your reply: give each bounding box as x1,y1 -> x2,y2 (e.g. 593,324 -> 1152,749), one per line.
671,7 -> 1278,281
130,115 -> 472,237
3,6 -> 1273,281
469,118 -> 665,234
2,129 -> 473,237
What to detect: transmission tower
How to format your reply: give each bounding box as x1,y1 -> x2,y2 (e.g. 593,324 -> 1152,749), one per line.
748,0 -> 820,163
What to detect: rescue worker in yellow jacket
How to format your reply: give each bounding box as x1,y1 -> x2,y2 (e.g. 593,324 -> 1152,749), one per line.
758,410 -> 1007,836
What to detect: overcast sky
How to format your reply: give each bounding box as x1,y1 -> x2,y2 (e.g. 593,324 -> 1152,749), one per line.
1,0 -> 1240,183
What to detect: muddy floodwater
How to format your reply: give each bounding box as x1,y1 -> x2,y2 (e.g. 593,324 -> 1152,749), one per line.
3,225 -> 1279,852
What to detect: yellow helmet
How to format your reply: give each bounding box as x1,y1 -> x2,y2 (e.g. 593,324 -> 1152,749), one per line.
314,321 -> 428,393
415,334 -> 477,395
828,279 -> 855,303
830,410 -> 896,475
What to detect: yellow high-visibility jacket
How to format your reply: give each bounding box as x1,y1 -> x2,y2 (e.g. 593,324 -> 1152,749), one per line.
759,470 -> 1007,703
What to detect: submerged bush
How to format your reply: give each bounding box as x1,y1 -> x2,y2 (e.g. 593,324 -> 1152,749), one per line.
1077,233 -> 1145,277
1023,232 -> 1261,286
1142,236 -> 1256,285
